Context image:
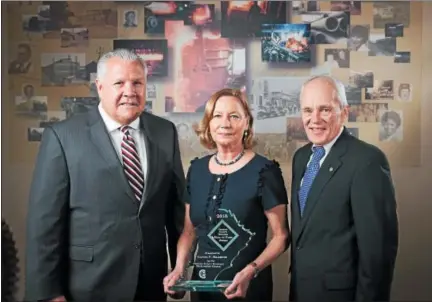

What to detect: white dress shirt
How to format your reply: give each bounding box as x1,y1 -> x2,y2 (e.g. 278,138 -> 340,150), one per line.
301,127 -> 344,185
308,126 -> 344,167
98,104 -> 148,180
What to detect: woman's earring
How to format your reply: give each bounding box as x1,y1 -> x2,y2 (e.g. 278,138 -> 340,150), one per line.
243,130 -> 248,140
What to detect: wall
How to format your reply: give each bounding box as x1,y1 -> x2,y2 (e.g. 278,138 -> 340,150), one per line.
2,1 -> 431,301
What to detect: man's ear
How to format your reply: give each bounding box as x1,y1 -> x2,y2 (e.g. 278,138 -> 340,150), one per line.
341,105 -> 349,123
95,79 -> 102,94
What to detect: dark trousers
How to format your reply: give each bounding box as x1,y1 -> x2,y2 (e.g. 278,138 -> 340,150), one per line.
134,262 -> 166,302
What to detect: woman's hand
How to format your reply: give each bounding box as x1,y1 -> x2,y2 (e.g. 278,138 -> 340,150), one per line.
223,265 -> 255,299
163,268 -> 186,299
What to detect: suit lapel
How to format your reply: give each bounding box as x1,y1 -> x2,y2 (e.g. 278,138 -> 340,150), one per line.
292,148 -> 312,218
296,130 -> 350,244
292,147 -> 312,242
138,114 -> 159,213
88,108 -> 136,202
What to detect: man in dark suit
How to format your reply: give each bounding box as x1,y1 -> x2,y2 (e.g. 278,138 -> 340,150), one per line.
25,49 -> 186,302
289,75 -> 398,301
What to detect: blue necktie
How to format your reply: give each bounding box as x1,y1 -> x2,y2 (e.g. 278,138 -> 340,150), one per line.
298,146 -> 325,216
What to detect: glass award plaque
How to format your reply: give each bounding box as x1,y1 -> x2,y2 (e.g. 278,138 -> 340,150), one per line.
169,208 -> 255,292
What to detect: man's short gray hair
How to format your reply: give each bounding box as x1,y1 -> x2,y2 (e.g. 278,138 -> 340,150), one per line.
299,75 -> 349,107
96,48 -> 148,80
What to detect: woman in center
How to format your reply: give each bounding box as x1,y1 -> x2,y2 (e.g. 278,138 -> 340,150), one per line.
163,88 -> 290,301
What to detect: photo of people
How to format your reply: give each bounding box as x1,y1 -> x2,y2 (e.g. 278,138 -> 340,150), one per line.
397,83 -> 412,102
15,85 -> 48,116
348,25 -> 369,51
348,103 -> 388,122
364,80 -> 394,100
379,110 -> 403,142
324,48 -> 350,68
123,10 -> 137,27
9,43 -> 32,74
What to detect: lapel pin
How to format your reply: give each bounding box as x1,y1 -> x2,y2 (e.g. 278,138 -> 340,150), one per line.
329,167 -> 334,172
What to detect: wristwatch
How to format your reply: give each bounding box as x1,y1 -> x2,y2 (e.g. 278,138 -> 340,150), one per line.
249,262 -> 259,278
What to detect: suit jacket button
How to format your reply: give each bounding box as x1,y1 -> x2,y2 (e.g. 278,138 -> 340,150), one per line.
134,243 -> 141,249
296,246 -> 302,250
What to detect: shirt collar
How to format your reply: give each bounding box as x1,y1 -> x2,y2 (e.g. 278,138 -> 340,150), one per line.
98,103 -> 140,132
312,126 -> 344,154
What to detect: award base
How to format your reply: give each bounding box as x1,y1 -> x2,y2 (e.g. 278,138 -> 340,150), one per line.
169,280 -> 232,292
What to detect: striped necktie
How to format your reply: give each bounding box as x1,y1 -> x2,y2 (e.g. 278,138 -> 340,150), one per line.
120,125 -> 144,202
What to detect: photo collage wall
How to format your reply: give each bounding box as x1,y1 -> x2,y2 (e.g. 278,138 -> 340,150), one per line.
5,1 -> 422,176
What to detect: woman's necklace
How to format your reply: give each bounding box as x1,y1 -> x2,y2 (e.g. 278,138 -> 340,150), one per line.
214,149 -> 245,166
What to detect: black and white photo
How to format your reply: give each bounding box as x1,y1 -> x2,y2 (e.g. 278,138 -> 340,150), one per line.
251,77 -> 309,133
368,34 -> 396,56
379,110 -> 403,142
15,95 -> 48,116
373,1 -> 410,29
324,48 -> 350,68
348,103 -> 388,122
39,111 -> 67,127
9,43 -> 32,74
28,127 -> 44,142
301,11 -> 350,44
255,133 -> 292,163
41,53 -> 87,86
286,117 -> 308,141
61,97 -> 99,118
346,127 -> 359,138
385,23 -> 404,37
394,51 -> 410,63
21,84 -> 35,99
292,1 -> 320,15
365,80 -> 394,100
348,25 -> 369,51
60,28 -> 89,48
42,2 -> 118,39
345,85 -> 362,104
349,70 -> 374,88
396,83 -> 412,102
89,73 -> 98,97
123,10 -> 138,27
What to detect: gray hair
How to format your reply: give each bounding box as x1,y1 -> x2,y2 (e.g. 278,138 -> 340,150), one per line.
299,75 -> 348,107
96,48 -> 148,80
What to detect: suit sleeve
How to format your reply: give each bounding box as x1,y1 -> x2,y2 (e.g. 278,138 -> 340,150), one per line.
166,123 -> 186,269
351,152 -> 399,301
25,126 -> 70,301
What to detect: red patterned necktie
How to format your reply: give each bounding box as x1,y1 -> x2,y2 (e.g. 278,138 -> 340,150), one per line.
120,125 -> 144,202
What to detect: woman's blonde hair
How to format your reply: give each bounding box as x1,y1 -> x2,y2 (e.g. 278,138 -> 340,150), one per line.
193,88 -> 256,150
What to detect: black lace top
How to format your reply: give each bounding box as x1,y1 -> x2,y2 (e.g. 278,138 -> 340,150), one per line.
184,154 -> 288,300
